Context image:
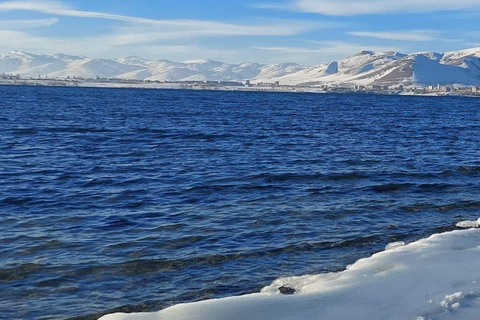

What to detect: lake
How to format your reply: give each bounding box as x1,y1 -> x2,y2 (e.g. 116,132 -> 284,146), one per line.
1,86 -> 479,319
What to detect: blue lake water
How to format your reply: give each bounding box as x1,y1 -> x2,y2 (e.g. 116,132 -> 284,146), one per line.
1,86 -> 479,319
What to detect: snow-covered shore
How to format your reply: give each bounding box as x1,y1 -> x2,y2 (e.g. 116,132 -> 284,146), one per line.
100,221 -> 480,320
2,79 -> 479,98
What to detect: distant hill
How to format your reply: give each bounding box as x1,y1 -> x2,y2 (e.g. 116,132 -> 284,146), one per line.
2,48 -> 480,87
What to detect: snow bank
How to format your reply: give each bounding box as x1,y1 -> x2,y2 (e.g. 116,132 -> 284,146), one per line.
100,226 -> 480,320
456,218 -> 480,229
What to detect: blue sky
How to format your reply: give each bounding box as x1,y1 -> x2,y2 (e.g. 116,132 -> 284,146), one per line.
1,0 -> 480,65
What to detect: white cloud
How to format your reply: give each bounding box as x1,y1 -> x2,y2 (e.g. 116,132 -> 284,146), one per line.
348,30 -> 466,44
0,17 -> 58,29
0,29 -> 63,52
0,1 -> 341,64
253,46 -> 327,54
308,41 -> 401,54
0,29 -> 184,57
0,0 -> 324,38
0,28 -> 372,64
0,29 -> 264,63
0,19 -> 328,58
0,28 -> 272,63
0,0 -> 144,21
98,19 -> 335,47
0,30 -> 87,53
467,43 -> 480,48
348,30 -> 438,42
253,41 -> 403,61
271,0 -> 480,16
252,3 -> 292,10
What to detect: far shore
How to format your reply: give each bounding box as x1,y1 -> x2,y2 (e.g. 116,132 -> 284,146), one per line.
1,78 -> 479,98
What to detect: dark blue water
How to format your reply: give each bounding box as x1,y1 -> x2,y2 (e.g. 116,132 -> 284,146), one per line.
1,86 -> 480,320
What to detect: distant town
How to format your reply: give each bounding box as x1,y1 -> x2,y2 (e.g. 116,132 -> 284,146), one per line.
1,73 -> 479,97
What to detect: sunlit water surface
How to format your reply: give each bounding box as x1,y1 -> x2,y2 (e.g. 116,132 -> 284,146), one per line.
0,86 -> 479,319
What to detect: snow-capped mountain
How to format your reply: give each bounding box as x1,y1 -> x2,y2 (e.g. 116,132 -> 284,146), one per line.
265,49 -> 480,87
2,48 -> 480,87
0,50 -> 307,83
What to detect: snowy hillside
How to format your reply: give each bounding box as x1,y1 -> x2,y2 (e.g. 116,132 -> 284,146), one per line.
0,50 -> 306,83
267,49 -> 480,87
2,48 -> 480,87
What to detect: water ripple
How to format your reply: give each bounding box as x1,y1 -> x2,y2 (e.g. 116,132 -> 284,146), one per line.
1,87 -> 479,319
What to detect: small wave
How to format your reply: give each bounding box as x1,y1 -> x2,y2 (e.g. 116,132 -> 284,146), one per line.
154,223 -> 187,231
368,183 -> 414,192
328,172 -> 368,181
105,256 -> 234,275
22,239 -> 65,255
184,184 -> 237,193
54,173 -> 82,181
367,183 -> 456,193
181,133 -> 235,140
135,128 -> 170,134
458,165 -> 480,173
255,172 -> 323,182
157,235 -> 207,250
35,276 -> 70,288
99,217 -> 137,230
82,177 -> 115,187
403,201 -> 480,213
83,239 -> 379,276
112,177 -> 150,187
332,235 -> 384,248
237,184 -> 283,191
250,171 -> 366,183
416,183 -> 455,192
0,196 -> 34,206
0,234 -> 51,244
11,128 -> 38,135
44,126 -> 115,133
0,263 -> 45,282
182,183 -> 285,194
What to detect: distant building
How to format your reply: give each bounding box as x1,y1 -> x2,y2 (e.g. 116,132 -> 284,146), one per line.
216,81 -> 244,87
255,81 -> 280,88
472,87 -> 479,93
439,86 -> 451,92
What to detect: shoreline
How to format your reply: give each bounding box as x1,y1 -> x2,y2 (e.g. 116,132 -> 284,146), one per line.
99,225 -> 480,320
1,78 -> 479,98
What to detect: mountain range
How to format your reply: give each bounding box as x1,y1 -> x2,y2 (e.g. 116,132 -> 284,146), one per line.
2,48 -> 480,87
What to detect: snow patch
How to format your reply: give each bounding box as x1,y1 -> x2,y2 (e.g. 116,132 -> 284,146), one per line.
385,241 -> 405,251
456,219 -> 480,228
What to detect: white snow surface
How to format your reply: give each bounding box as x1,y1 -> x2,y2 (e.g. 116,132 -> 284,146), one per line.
100,227 -> 480,320
456,219 -> 480,229
3,48 -> 480,86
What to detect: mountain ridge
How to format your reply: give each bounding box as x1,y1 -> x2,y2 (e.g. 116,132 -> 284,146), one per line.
2,47 -> 480,87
